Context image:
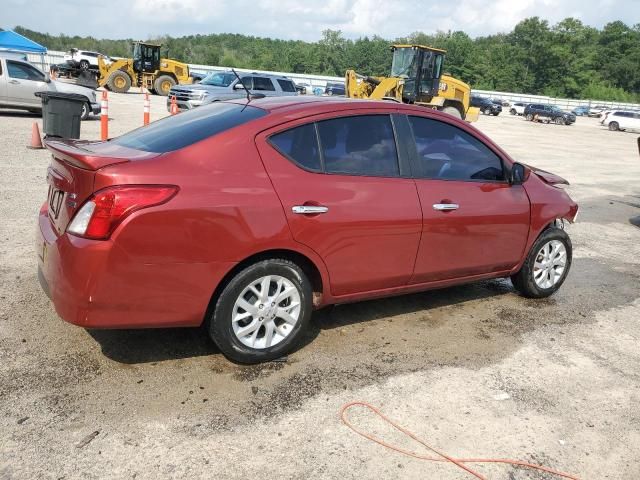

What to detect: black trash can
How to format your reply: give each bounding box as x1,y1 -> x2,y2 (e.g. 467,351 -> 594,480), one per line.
34,91 -> 86,139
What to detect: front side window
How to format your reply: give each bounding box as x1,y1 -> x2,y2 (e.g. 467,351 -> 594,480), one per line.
318,115 -> 399,177
253,77 -> 275,91
408,116 -> 504,182
7,61 -> 44,81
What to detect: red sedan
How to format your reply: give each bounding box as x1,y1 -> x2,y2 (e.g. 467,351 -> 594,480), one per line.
37,97 -> 578,363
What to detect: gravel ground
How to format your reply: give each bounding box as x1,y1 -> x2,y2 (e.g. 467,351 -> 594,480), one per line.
1,94 -> 639,480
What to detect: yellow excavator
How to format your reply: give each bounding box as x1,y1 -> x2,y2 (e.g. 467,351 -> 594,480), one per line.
97,41 -> 192,96
346,44 -> 479,122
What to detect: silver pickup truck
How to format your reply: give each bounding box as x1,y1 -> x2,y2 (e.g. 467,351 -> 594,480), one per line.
168,71 -> 297,111
0,54 -> 100,119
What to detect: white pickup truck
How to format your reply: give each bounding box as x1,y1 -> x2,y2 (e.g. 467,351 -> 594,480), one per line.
0,54 -> 100,119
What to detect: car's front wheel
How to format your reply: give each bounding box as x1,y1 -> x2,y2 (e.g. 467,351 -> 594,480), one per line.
525,113 -> 533,121
511,227 -> 572,298
609,121 -> 619,131
80,102 -> 90,120
208,259 -> 313,363
484,107 -> 492,115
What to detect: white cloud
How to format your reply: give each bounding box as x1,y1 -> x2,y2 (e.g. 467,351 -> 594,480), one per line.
3,0 -> 639,41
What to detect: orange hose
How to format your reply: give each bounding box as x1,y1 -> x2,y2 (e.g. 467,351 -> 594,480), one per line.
340,402 -> 580,480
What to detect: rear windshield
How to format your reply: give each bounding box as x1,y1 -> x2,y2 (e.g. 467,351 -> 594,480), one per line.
111,102 -> 267,153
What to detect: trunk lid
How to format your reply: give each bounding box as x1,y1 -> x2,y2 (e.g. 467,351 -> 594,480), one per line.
43,139 -> 159,234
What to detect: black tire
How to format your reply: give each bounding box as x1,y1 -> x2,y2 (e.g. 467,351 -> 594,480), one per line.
609,121 -> 619,131
153,75 -> 176,96
79,60 -> 90,70
492,112 -> 500,116
442,106 -> 462,119
80,102 -> 90,120
208,259 -> 313,363
511,227 -> 572,298
554,117 -> 564,125
106,70 -> 131,93
510,108 -> 516,115
484,107 -> 492,115
525,113 -> 533,121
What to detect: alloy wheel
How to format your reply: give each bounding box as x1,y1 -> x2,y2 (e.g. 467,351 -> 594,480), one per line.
533,240 -> 567,289
231,275 -> 301,349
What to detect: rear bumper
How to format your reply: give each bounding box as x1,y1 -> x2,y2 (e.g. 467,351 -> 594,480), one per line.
37,205 -> 235,329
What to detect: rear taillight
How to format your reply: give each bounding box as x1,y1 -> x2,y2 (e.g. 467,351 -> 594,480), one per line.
67,185 -> 178,240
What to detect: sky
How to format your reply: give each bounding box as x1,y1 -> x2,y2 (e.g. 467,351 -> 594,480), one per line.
3,0 -> 639,41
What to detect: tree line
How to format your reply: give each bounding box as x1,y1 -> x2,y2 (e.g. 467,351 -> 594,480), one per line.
11,18 -> 640,102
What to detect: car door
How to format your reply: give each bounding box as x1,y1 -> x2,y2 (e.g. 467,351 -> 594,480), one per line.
255,111 -> 422,297
5,60 -> 46,107
404,114 -> 530,283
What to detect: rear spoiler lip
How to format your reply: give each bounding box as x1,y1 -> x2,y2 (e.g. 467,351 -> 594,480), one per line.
44,139 -> 158,171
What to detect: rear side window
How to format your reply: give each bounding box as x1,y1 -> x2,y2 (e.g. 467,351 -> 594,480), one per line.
268,115 -> 400,177
318,116 -> 399,177
111,102 -> 266,153
270,124 -> 321,171
408,116 -> 504,182
277,79 -> 296,92
253,77 -> 275,91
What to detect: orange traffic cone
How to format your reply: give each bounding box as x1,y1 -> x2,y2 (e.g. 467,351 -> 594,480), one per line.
27,122 -> 44,150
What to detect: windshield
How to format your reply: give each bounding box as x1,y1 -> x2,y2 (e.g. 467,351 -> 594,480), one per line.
201,72 -> 236,87
391,48 -> 417,78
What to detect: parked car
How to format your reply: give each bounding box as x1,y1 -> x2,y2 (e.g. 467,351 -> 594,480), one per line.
572,106 -> 590,116
600,110 -> 640,132
471,96 -> 502,115
492,98 -> 510,107
588,105 -> 608,117
64,49 -> 111,70
325,82 -> 346,96
524,104 -> 576,125
509,102 -> 527,115
168,71 -> 297,111
0,55 -> 100,119
37,96 -> 578,363
295,82 -> 313,95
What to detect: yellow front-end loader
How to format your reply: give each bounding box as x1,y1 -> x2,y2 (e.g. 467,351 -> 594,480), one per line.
346,44 -> 479,122
97,41 -> 192,96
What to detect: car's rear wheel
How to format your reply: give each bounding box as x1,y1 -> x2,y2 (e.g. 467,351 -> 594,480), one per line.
79,60 -> 90,70
609,121 -> 619,131
208,259 -> 312,363
510,108 -> 516,115
555,117 -> 564,125
80,102 -> 90,120
525,113 -> 533,121
484,107 -> 492,115
511,227 -> 572,298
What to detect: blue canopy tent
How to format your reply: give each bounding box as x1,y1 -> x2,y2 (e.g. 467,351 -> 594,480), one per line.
0,30 -> 47,70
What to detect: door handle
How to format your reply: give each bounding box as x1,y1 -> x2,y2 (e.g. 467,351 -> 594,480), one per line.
292,205 -> 329,214
433,203 -> 459,211
9,80 -> 19,84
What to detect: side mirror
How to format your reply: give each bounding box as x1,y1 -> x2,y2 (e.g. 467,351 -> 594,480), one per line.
509,163 -> 527,185
233,82 -> 246,90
